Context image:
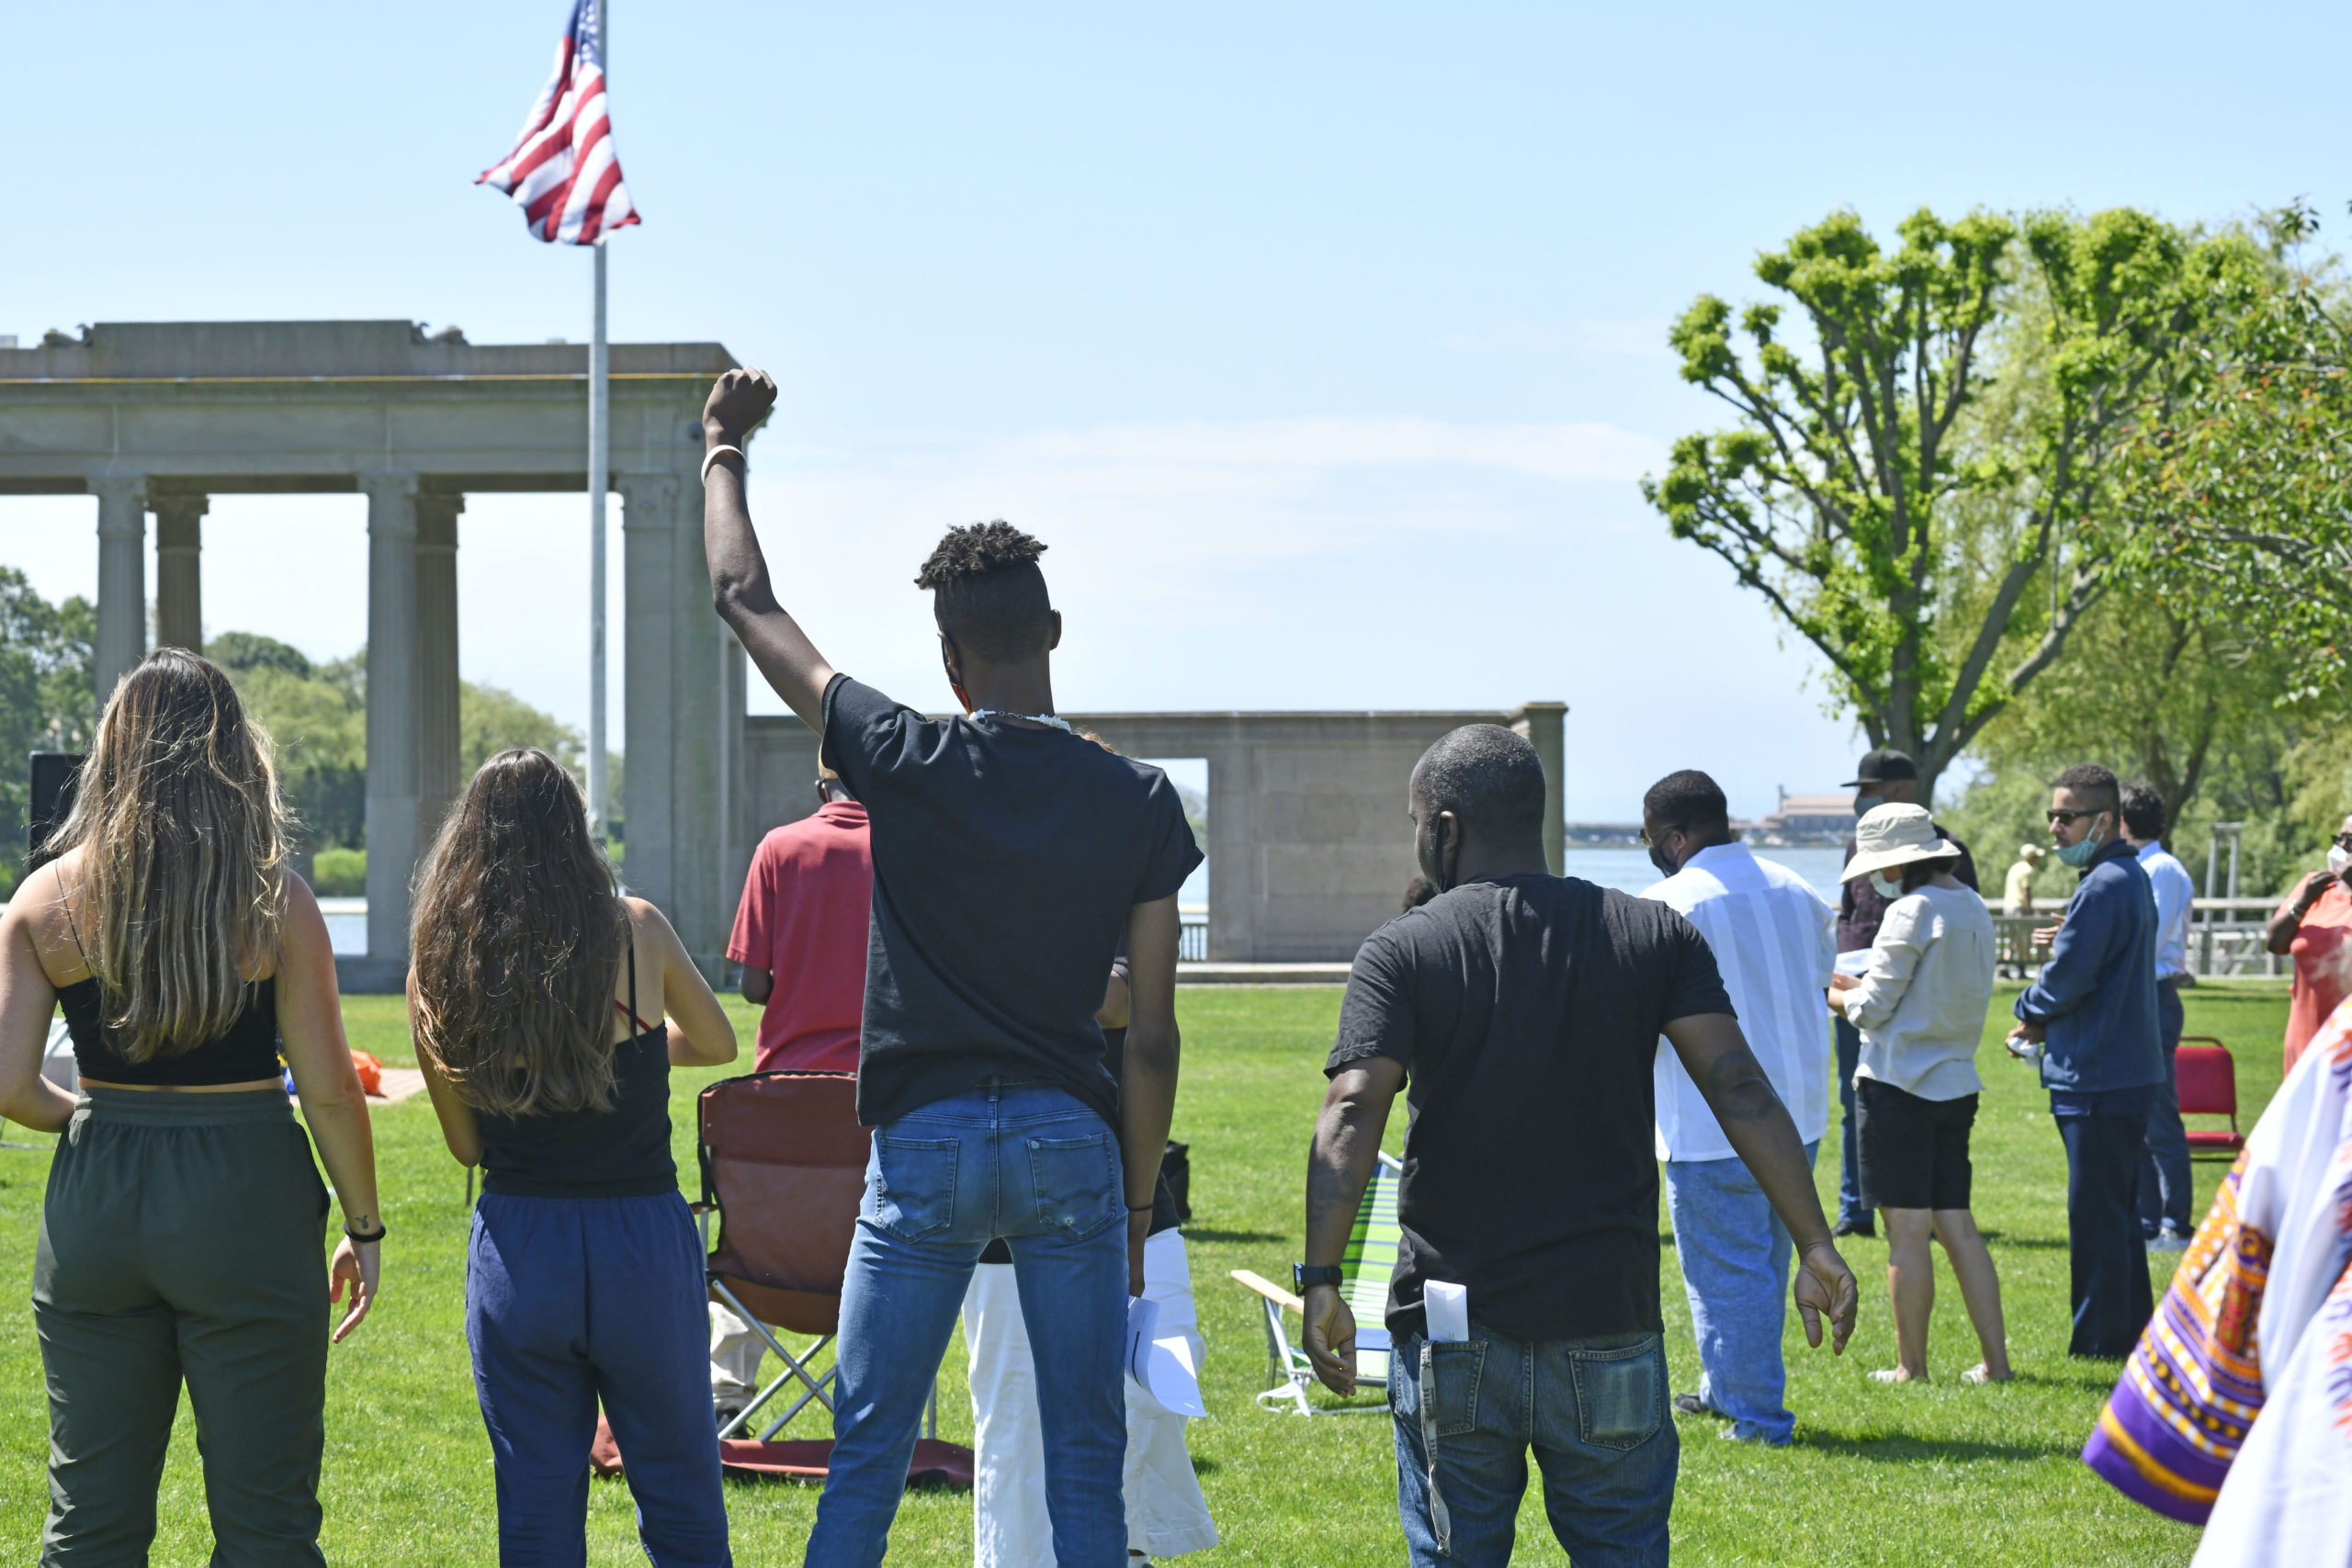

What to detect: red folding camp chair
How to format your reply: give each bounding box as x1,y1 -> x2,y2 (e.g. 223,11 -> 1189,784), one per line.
684,1069 -> 971,1484
2176,1038 -> 2246,1162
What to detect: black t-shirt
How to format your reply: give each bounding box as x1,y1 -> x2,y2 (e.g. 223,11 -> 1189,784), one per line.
821,675 -> 1203,1129
1838,824 -> 1979,950
1325,873 -> 1734,1341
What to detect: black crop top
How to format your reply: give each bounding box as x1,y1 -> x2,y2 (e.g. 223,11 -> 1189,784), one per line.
61,977 -> 283,1087
473,951 -> 676,1200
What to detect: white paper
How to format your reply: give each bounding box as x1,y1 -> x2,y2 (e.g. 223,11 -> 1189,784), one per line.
1423,1280 -> 1469,1342
1125,1296 -> 1207,1418
1835,948 -> 1874,977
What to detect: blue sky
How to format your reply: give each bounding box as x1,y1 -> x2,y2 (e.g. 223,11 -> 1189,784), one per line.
6,2 -> 2346,818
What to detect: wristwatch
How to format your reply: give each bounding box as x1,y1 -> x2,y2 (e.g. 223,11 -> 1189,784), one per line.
1294,1263 -> 1342,1292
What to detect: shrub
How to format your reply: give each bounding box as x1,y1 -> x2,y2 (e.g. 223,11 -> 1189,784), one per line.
311,847 -> 367,897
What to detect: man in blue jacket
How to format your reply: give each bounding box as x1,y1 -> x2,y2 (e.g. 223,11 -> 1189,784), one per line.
2008,762 -> 2165,1358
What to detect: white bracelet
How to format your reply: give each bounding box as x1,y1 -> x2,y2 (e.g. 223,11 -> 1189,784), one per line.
701,445 -> 746,485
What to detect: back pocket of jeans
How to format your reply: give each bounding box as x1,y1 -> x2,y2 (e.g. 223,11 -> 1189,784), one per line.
1573,1338 -> 1661,1450
1025,1132 -> 1121,1239
871,1134 -> 958,1241
1425,1338 -> 1486,1438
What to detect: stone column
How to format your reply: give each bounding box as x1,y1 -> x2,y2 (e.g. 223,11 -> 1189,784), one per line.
1510,701 -> 1569,875
361,475 -> 422,973
152,494 -> 208,653
415,492 -> 464,844
91,477 -> 149,701
618,467 -> 729,976
1205,744 -> 1257,961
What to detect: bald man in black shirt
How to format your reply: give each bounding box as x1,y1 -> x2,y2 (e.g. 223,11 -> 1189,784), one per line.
1302,725 -> 1856,1568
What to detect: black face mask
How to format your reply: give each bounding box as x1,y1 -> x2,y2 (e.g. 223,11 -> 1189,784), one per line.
1646,841 -> 1678,878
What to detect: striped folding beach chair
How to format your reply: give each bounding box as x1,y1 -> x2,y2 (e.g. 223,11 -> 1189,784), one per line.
1230,1151 -> 1402,1416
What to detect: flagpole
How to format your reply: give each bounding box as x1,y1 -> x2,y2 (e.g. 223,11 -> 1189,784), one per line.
587,236 -> 609,840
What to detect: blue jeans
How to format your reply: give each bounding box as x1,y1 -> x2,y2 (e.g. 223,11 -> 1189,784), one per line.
468,1191 -> 731,1568
1833,1016 -> 1868,1227
2136,983 -> 2191,1236
1390,1325 -> 1675,1567
1662,1141 -> 1819,1445
807,1085 -> 1128,1568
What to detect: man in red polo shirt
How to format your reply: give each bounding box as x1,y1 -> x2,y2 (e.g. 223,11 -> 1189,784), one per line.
710,764 -> 873,1413
729,765 -> 871,1072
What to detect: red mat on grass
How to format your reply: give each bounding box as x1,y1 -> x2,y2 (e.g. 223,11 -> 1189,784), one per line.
591,1416 -> 972,1488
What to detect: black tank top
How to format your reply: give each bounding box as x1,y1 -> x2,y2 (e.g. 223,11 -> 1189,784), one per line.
474,942 -> 676,1199
57,888 -> 283,1087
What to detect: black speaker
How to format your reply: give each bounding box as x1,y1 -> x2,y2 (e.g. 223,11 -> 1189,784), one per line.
28,752 -> 85,874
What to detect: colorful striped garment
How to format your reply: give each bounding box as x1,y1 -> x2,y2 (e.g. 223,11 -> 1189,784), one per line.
2084,999 -> 2352,1563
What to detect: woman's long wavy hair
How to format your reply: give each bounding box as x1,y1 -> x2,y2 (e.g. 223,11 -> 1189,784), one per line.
53,648 -> 290,1062
408,748 -> 628,1118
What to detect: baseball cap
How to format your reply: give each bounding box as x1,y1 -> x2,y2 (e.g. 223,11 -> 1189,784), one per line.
1843,748 -> 1918,787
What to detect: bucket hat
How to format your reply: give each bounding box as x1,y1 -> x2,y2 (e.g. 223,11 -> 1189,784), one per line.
1840,803 -> 1962,883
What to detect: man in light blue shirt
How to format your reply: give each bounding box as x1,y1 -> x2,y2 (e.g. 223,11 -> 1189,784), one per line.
2121,784 -> 2196,1249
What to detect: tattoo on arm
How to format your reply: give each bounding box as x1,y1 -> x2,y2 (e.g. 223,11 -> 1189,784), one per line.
1702,1045 -> 1785,1122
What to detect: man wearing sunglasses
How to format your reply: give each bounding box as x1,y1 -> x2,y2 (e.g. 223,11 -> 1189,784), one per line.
2008,763 -> 2165,1359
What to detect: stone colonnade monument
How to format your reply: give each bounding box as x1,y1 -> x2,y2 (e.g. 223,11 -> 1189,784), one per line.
0,321 -> 740,989
0,320 -> 1566,976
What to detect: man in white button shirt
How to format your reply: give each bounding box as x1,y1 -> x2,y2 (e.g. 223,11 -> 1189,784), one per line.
1640,770 -> 1838,1445
2120,784 -> 2197,1250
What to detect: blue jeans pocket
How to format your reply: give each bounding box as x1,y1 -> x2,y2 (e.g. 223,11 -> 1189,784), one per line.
1024,1131 -> 1121,1239
1573,1337 -> 1662,1450
870,1134 -> 958,1241
1425,1338 -> 1486,1438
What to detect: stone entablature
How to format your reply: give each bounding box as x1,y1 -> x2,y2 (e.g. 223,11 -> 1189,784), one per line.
0,321 -> 745,989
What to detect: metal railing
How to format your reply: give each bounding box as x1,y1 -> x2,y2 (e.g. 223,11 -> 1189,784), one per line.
1992,897 -> 2285,980
1179,911 -> 1208,963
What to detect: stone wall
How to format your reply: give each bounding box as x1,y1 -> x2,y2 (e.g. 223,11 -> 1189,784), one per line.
741,703 -> 1564,964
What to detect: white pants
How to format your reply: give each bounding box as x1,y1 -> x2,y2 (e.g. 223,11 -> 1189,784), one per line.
708,1299 -> 767,1407
963,1229 -> 1219,1564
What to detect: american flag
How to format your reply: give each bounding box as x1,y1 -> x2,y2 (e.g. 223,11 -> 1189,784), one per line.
477,0 -> 639,244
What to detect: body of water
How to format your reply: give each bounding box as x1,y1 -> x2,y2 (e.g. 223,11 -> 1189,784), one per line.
314,849 -> 1842,961
319,898 -> 368,957
1564,844 -> 1847,904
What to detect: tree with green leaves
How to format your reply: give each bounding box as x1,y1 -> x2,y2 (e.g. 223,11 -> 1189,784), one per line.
0,567 -> 95,893
1644,205 -> 2269,798
2107,201 -> 2352,705
207,633 -> 605,850
1964,588 -> 2300,842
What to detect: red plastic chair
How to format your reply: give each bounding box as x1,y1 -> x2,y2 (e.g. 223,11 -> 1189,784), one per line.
2176,1039 -> 2246,1161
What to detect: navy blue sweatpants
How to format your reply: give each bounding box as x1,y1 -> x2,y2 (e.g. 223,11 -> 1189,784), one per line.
467,1191 -> 731,1567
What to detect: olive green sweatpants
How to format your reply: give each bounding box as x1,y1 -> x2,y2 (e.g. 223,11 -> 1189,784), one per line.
34,1088 -> 332,1566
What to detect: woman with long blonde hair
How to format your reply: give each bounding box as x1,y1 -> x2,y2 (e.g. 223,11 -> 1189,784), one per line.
410,747 -> 737,1564
0,648 -> 381,1563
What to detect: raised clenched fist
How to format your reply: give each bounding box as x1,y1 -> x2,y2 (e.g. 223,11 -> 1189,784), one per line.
703,367 -> 777,447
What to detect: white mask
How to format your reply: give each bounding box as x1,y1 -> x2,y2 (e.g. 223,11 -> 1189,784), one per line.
1870,870 -> 1906,901
2330,845 -> 2350,875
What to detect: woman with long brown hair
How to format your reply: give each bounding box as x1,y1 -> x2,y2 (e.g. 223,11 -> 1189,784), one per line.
410,747 -> 737,1564
0,647 -> 381,1563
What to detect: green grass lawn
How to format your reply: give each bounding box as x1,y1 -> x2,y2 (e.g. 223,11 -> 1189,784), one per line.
0,980 -> 2293,1564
